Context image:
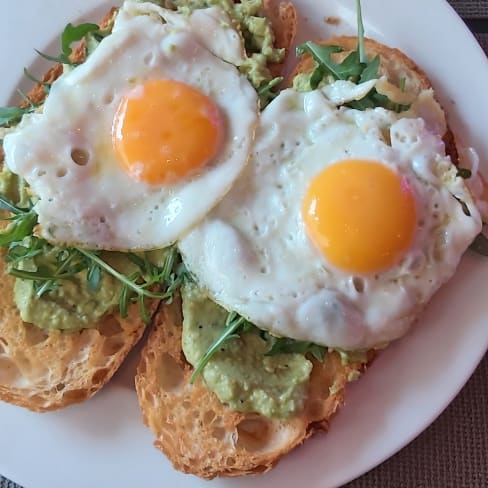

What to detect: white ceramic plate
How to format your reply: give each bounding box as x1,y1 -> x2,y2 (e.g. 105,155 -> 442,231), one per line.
1,1 -> 487,487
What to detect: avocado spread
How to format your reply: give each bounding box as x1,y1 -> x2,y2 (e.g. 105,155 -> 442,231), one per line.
181,283 -> 313,418
168,0 -> 284,87
13,253 -> 121,332
12,246 -> 171,331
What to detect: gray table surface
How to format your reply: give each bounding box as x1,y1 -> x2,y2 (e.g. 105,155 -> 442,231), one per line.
2,1 -> 488,487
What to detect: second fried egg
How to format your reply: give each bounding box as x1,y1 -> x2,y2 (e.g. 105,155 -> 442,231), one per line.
179,87 -> 481,350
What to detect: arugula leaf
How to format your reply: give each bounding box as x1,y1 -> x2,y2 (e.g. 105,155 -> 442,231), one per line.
0,194 -> 38,246
36,22 -> 99,65
0,189 -> 184,317
0,194 -> 29,215
119,284 -> 130,319
309,66 -> 326,90
0,211 -> 38,246
470,232 -> 488,256
77,249 -> 167,301
5,238 -> 43,263
295,0 -> 409,113
457,167 -> 472,179
356,0 -> 366,63
0,106 -> 33,127
190,307 -> 328,383
62,23 -> 99,59
296,43 -> 348,79
264,335 -> 327,361
86,261 -> 102,292
257,76 -> 284,107
190,312 -> 253,384
399,77 -> 406,92
359,55 -> 380,82
23,68 -> 51,94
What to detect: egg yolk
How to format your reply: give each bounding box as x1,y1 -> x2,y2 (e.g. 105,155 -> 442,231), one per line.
112,79 -> 224,185
302,159 -> 417,274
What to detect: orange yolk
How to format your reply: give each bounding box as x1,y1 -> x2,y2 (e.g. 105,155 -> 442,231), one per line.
112,79 -> 224,185
302,159 -> 417,274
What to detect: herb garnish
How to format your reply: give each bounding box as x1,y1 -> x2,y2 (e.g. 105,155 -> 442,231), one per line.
36,22 -> 99,65
296,0 -> 409,112
457,167 -> 472,179
189,311 -> 254,384
0,106 -> 35,127
190,311 -> 327,383
23,68 -> 51,95
264,334 -> 326,361
0,193 -> 185,322
257,76 -> 284,107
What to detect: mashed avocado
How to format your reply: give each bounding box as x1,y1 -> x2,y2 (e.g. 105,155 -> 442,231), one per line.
11,248 -> 171,331
181,283 -> 313,418
0,166 -> 29,208
13,252 -> 121,332
168,0 -> 284,88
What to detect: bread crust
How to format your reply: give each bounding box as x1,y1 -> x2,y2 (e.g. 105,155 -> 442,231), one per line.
263,0 -> 297,77
0,263 -> 147,411
135,297 -> 371,479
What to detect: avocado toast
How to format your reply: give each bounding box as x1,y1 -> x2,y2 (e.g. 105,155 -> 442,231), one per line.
0,0 -> 484,483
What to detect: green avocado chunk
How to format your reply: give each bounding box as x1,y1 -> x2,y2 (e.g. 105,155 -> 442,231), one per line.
169,0 -> 284,88
181,283 -> 313,419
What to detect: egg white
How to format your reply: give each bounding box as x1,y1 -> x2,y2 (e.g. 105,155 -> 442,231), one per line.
3,2 -> 257,250
179,86 -> 482,350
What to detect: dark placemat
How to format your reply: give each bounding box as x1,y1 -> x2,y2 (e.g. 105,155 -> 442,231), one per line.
449,0 -> 488,17
346,354 -> 488,488
1,1 -> 487,488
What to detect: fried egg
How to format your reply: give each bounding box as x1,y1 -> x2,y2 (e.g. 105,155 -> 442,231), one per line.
3,1 -> 257,250
179,86 -> 482,350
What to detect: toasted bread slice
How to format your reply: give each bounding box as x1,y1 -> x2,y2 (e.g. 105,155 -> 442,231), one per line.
0,265 -> 147,412
0,8 -> 151,412
135,297 -> 370,478
135,36 -> 459,479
